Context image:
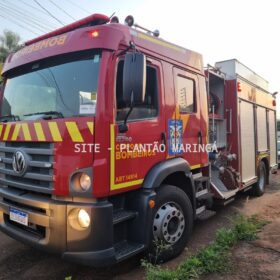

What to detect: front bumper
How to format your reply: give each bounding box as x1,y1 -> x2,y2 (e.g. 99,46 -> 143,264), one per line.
0,187 -> 116,267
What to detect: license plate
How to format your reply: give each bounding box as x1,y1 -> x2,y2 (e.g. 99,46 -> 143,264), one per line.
9,207 -> 28,226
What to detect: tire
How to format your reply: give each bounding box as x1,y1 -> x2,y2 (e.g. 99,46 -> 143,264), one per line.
252,161 -> 267,197
148,184 -> 193,263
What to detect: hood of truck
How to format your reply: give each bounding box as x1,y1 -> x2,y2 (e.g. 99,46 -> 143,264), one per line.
0,117 -> 94,196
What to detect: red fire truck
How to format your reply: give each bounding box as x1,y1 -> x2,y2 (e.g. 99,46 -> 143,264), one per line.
0,14 -> 277,266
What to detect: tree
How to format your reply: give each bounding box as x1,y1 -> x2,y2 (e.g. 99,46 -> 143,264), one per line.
0,62 -> 3,84
0,63 -> 3,74
0,30 -> 21,63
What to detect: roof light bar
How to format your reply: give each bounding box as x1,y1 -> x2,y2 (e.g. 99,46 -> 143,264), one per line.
125,15 -> 134,27
25,13 -> 109,46
110,16 -> 119,23
124,15 -> 160,37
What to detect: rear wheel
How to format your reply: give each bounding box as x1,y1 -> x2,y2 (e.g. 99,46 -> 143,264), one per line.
148,185 -> 193,263
252,161 -> 266,196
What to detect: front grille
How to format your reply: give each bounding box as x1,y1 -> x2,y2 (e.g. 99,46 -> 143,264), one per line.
0,142 -> 54,194
3,197 -> 46,214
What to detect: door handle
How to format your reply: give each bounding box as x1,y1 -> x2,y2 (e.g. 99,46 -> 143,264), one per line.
161,132 -> 167,146
198,131 -> 202,145
226,109 -> 232,134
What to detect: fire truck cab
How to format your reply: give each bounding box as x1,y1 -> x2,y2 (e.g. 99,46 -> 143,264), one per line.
0,14 -> 277,266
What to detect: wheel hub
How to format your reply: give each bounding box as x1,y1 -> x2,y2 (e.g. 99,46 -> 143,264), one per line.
153,202 -> 185,244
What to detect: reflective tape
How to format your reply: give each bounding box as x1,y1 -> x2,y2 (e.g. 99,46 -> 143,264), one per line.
3,123 -> 11,140
65,122 -> 84,142
11,124 -> 21,141
0,120 -> 94,142
48,122 -> 62,142
21,123 -> 32,141
34,123 -> 46,141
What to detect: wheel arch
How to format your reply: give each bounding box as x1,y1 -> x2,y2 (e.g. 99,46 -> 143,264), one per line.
260,157 -> 269,184
142,158 -> 196,214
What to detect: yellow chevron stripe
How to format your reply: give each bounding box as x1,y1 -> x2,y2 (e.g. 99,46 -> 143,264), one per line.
111,179 -> 144,190
110,124 -> 115,188
48,122 -> 62,142
65,122 -> 84,142
87,122 -> 94,135
11,124 -> 21,141
138,33 -> 184,53
0,124 -> 3,138
3,124 -> 11,140
21,123 -> 31,141
34,123 -> 46,141
190,164 -> 202,170
182,114 -> 190,132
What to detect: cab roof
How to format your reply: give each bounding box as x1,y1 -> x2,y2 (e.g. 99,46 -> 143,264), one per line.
2,14 -> 203,76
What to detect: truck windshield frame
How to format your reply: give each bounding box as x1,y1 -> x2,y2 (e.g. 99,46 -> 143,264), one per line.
1,50 -> 101,121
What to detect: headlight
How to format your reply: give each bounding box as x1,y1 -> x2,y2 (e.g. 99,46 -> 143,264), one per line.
79,173 -> 91,191
71,172 -> 92,192
78,209 -> 91,228
68,208 -> 91,230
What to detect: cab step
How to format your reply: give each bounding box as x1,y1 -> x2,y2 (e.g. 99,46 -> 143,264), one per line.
196,191 -> 213,200
113,210 -> 138,225
115,241 -> 145,262
194,176 -> 209,183
196,209 -> 216,221
215,196 -> 235,206
194,175 -> 210,199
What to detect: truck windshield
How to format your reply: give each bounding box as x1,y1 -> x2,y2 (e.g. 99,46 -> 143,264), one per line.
1,52 -> 100,121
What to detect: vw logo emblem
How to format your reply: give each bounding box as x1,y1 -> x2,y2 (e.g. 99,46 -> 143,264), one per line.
12,151 -> 27,175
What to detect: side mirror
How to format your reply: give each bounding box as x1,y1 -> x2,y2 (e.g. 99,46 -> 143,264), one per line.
122,52 -> 146,106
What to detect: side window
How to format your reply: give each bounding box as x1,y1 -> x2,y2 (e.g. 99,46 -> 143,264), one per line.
116,60 -> 158,121
177,75 -> 195,113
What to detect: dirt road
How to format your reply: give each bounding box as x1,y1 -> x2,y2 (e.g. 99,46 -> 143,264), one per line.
203,173 -> 280,280
0,173 -> 279,280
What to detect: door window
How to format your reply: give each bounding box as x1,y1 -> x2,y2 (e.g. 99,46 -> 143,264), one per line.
176,76 -> 195,113
116,60 -> 159,121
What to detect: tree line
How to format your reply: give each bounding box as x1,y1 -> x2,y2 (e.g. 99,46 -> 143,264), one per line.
0,30 -> 22,84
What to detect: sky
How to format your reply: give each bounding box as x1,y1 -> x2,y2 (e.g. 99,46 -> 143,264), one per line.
0,0 -> 279,117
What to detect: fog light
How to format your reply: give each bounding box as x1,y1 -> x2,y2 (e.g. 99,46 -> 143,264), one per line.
78,209 -> 91,228
79,173 -> 91,191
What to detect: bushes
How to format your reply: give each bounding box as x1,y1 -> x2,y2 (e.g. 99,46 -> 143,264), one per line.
144,215 -> 266,280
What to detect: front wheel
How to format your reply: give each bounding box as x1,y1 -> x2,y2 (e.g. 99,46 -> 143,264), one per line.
148,185 -> 193,263
252,161 -> 267,196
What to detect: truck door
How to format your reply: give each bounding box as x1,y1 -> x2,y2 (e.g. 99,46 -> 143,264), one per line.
172,68 -> 202,168
268,109 -> 277,168
239,99 -> 257,183
110,57 -> 165,193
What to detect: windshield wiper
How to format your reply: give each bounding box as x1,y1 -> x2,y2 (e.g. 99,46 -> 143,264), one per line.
0,115 -> 20,122
24,111 -> 64,119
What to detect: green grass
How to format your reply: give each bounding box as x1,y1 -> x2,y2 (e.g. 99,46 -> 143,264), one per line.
143,215 -> 267,280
